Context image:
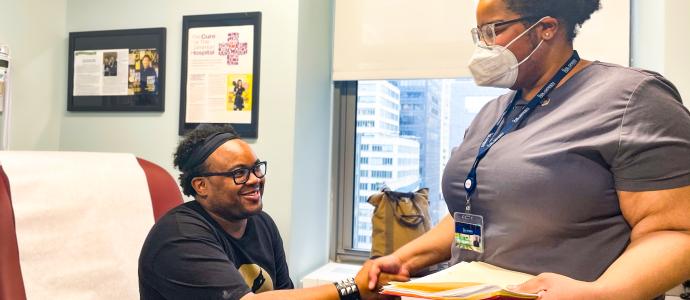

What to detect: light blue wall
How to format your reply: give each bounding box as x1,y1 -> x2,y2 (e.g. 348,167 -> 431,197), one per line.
288,0 -> 334,283
0,0 -> 66,150
632,0 -> 690,107
631,0 -> 665,73
662,0 -> 690,106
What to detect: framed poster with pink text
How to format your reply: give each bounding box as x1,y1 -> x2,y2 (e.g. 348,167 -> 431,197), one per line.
180,12 -> 261,138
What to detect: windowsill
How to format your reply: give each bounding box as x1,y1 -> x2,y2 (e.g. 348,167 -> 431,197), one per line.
301,262 -> 361,288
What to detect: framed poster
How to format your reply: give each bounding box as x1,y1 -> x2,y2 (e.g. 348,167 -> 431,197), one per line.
179,12 -> 261,137
68,28 -> 166,112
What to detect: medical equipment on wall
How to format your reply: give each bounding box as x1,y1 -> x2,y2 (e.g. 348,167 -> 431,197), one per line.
0,45 -> 11,150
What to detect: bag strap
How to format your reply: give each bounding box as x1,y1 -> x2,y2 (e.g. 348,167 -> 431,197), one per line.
385,198 -> 395,255
384,190 -> 425,227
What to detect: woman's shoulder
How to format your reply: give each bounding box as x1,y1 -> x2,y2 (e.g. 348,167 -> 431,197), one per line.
584,61 -> 676,89
568,61 -> 682,104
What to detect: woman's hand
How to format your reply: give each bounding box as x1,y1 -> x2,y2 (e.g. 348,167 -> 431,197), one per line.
509,272 -> 604,300
356,259 -> 409,300
365,255 -> 411,290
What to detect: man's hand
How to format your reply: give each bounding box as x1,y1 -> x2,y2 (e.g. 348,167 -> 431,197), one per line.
509,272 -> 603,300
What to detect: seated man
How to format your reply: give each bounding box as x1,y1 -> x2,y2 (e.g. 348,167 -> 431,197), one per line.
139,124 -> 387,300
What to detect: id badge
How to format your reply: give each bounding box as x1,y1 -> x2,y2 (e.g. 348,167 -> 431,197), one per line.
454,212 -> 484,253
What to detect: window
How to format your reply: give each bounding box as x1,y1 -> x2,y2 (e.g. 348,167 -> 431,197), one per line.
332,79 -> 506,261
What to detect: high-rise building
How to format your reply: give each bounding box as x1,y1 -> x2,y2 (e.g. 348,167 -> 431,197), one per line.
353,80 -> 421,250
396,80 -> 442,217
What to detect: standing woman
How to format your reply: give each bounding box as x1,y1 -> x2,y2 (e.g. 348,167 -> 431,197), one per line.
364,0 -> 690,299
234,79 -> 246,111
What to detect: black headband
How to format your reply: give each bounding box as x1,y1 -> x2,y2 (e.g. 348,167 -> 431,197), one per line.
182,132 -> 237,170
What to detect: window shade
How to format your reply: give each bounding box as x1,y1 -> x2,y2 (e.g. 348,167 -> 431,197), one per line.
333,0 -> 629,81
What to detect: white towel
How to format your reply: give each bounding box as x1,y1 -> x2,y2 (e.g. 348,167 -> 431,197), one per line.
0,151 -> 154,300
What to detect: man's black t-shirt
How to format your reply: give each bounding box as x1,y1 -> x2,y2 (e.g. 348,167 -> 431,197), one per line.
139,201 -> 293,300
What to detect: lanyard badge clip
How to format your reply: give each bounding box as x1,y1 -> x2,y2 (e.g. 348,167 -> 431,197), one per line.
465,194 -> 472,214
463,176 -> 475,213
457,177 -> 482,253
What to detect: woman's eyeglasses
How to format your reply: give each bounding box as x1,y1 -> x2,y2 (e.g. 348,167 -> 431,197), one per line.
471,16 -> 539,47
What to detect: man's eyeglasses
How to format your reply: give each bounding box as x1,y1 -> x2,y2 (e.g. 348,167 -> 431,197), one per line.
197,161 -> 267,185
471,16 -> 539,47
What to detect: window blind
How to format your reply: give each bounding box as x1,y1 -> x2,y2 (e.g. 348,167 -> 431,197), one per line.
333,0 -> 629,80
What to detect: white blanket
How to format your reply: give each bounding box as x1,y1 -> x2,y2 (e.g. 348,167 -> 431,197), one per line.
0,151 -> 154,299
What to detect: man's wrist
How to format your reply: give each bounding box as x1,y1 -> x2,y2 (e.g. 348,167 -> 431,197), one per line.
333,278 -> 360,300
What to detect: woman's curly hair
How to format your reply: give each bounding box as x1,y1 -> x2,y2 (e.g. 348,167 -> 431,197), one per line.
174,124 -> 239,196
504,0 -> 601,41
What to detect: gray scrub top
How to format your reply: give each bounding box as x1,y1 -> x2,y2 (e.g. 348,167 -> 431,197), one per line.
443,61 -> 690,281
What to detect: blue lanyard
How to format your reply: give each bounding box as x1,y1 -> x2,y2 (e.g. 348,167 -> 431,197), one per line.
463,51 -> 580,213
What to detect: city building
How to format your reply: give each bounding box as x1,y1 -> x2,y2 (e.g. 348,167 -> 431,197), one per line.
353,80 -> 421,250
396,80 -> 443,221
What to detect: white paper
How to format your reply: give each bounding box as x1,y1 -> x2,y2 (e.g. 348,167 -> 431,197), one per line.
73,49 -> 128,96
73,50 -> 101,96
414,261 -> 534,286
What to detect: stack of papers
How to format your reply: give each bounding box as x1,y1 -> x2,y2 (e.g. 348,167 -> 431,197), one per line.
380,261 -> 538,300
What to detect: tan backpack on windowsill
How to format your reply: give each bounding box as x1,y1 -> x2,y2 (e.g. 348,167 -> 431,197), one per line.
368,187 -> 431,259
